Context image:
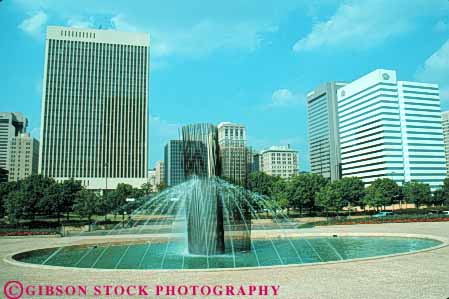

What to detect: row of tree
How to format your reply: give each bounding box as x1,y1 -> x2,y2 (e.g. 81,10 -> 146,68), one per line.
2,172 -> 449,224
0,175 -> 153,224
246,172 -> 449,214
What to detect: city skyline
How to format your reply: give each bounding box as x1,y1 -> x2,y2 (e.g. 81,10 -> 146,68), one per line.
1,1 -> 449,171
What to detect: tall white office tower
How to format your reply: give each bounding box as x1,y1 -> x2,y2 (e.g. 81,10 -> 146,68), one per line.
442,111 -> 449,175
338,69 -> 446,189
39,26 -> 149,190
307,82 -> 346,181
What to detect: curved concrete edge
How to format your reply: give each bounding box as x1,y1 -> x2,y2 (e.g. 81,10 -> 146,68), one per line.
0,235 -> 61,239
3,232 -> 448,273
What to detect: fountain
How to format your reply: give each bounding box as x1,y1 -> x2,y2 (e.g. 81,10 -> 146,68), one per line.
10,123 -> 444,269
181,123 -> 250,255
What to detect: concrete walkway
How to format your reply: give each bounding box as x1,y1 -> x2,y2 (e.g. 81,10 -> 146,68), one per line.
0,222 -> 448,299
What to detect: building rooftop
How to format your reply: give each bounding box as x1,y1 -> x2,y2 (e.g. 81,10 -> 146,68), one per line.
260,145 -> 297,153
217,122 -> 245,128
46,26 -> 150,47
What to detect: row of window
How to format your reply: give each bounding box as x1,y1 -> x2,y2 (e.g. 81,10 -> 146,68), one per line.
61,30 -> 95,39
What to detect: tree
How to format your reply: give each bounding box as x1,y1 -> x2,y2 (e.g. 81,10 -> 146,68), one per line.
438,177 -> 449,206
287,173 -> 328,214
432,189 -> 446,207
334,177 -> 365,208
277,197 -> 290,213
21,175 -> 57,219
73,190 -> 99,231
109,183 -> 135,218
272,179 -> 289,215
97,192 -> 113,222
246,172 -> 278,197
132,188 -> 145,199
363,178 -> 400,210
402,181 -> 431,208
141,182 -> 154,195
121,188 -> 146,217
246,172 -> 285,214
0,181 -> 18,217
39,183 -> 64,224
156,182 -> 168,192
316,182 -> 348,216
5,190 -> 27,224
363,185 -> 382,211
60,179 -> 83,220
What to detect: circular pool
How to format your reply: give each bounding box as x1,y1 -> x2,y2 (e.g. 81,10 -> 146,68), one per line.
12,236 -> 442,270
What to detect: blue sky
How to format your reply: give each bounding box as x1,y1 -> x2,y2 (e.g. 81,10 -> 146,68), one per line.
1,0 -> 449,171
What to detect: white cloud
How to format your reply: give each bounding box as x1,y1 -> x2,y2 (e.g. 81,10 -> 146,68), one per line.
434,20 -> 449,32
257,88 -> 304,110
416,39 -> 449,103
112,17 -> 276,59
18,10 -> 48,38
13,0 -> 298,59
269,89 -> 303,107
111,14 -> 139,32
180,20 -> 272,55
293,0 -> 446,52
151,41 -> 172,58
67,16 -> 94,29
417,39 -> 449,82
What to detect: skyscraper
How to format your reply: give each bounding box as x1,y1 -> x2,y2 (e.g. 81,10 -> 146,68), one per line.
338,69 -> 446,189
39,26 -> 149,190
217,122 -> 249,184
307,82 -> 346,181
442,111 -> 449,175
147,169 -> 157,192
0,168 -> 7,184
182,124 -> 220,178
251,151 -> 261,173
8,133 -> 39,181
164,140 -> 185,186
0,112 -> 28,176
155,160 -> 165,187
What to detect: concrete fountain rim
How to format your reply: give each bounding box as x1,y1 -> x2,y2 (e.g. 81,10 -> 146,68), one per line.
4,231 -> 448,273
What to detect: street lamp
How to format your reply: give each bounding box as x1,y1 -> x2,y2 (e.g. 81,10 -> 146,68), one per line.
391,171 -> 406,210
123,198 -> 135,228
104,162 -> 108,193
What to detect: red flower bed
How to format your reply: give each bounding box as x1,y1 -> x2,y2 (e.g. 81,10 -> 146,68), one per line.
331,217 -> 449,226
0,231 -> 58,237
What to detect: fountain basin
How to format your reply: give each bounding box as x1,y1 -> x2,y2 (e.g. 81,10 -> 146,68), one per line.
10,235 -> 443,270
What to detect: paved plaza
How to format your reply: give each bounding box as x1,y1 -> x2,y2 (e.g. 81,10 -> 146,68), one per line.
1,222 -> 449,299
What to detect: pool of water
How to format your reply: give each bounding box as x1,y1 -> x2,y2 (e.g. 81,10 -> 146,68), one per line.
13,237 -> 441,270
